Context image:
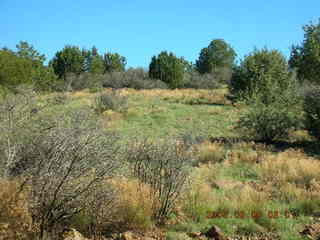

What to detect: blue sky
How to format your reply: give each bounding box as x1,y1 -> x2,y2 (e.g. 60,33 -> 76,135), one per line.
1,0 -> 319,68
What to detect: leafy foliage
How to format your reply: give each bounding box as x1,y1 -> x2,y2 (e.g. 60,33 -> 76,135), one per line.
0,43 -> 58,92
50,45 -> 85,79
103,52 -> 127,72
289,19 -> 320,84
237,101 -> 302,142
149,51 -> 186,89
303,85 -> 320,139
230,48 -> 293,104
82,46 -> 105,74
196,39 -> 236,83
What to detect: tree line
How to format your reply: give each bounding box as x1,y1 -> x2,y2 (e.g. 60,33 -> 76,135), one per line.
0,19 -> 319,92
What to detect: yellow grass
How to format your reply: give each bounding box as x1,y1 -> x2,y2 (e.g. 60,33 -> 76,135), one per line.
256,149 -> 320,187
196,141 -> 225,164
0,179 -> 33,240
108,177 -> 157,230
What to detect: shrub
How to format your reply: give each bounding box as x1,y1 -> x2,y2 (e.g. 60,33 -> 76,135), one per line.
183,71 -> 220,89
126,139 -> 194,222
102,69 -> 168,89
303,85 -> 320,139
230,48 -> 293,104
0,92 -> 121,238
94,90 -> 128,113
237,101 -> 302,142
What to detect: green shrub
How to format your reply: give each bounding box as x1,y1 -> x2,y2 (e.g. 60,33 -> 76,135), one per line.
237,101 -> 302,142
94,90 -> 128,113
304,85 -> 320,139
230,48 -> 293,104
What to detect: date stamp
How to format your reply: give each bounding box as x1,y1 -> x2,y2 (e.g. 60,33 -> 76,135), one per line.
206,210 -> 295,219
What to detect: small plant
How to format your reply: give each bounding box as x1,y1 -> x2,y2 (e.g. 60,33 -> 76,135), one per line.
94,90 -> 128,113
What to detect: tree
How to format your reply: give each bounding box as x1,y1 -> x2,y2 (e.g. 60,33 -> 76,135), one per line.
103,52 -> 126,73
0,49 -> 34,87
230,48 -> 293,104
196,39 -> 236,82
289,19 -> 320,84
0,42 -> 58,92
149,51 -> 185,89
16,41 -> 46,64
82,46 -> 104,74
50,45 -> 85,79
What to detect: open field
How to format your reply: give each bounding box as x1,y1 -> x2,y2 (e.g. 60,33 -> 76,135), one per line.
1,87 -> 320,240
35,88 -> 320,239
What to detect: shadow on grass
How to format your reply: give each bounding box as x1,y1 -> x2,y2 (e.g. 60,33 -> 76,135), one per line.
208,136 -> 320,158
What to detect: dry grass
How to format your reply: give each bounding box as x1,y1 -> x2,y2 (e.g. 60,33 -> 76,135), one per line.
102,110 -> 123,121
70,90 -> 92,98
256,149 -> 320,187
0,179 -> 33,240
196,141 -> 226,164
108,177 -> 157,230
124,88 -> 231,105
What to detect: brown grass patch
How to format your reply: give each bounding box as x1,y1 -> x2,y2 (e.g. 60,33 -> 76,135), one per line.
0,179 -> 33,240
256,149 -> 320,188
108,177 -> 157,230
196,141 -> 226,164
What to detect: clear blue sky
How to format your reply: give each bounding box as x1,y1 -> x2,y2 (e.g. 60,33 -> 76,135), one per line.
1,0 -> 319,68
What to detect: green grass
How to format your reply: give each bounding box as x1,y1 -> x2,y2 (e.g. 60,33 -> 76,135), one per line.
37,88 -> 316,239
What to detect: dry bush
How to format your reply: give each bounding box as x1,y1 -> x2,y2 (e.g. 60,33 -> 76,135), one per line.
0,91 -> 121,239
93,90 -> 128,113
67,179 -> 118,238
0,179 -> 33,240
126,139 -> 194,222
256,149 -> 320,188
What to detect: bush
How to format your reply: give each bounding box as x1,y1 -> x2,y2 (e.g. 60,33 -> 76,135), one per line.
102,69 -> 168,89
303,85 -> 320,139
0,91 -> 121,238
237,101 -> 302,142
126,139 -> 194,222
230,48 -> 293,104
183,71 -> 220,89
94,90 -> 128,113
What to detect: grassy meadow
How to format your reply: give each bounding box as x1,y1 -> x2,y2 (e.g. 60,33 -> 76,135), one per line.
1,87 -> 319,240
